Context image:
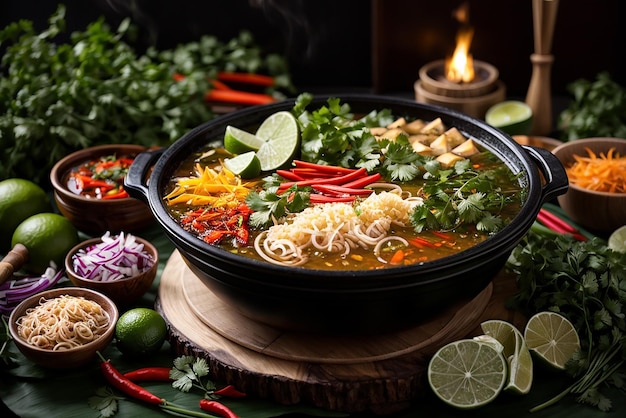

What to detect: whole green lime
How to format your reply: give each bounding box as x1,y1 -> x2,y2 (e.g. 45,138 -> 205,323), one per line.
11,212 -> 79,273
0,178 -> 52,251
115,308 -> 168,357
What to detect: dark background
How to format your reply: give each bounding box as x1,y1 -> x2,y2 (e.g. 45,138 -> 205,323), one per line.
1,0 -> 625,98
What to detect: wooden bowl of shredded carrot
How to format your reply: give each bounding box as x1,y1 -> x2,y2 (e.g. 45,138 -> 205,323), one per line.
552,137 -> 626,233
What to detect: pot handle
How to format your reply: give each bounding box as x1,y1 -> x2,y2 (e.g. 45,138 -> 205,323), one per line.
522,145 -> 569,203
124,147 -> 165,203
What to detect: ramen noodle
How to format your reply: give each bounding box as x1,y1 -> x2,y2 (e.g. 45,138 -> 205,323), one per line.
16,294 -> 110,350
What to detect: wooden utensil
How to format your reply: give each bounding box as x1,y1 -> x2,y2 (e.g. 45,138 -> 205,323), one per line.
525,0 -> 559,136
0,244 -> 29,285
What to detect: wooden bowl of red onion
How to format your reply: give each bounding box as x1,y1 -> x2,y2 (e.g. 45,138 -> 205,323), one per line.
64,232 -> 158,307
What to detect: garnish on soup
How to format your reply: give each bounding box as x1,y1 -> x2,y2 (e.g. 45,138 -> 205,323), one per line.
163,95 -> 526,270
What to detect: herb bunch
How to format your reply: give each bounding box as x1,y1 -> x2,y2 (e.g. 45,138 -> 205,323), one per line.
0,5 -> 293,185
507,231 -> 626,411
558,72 -> 626,141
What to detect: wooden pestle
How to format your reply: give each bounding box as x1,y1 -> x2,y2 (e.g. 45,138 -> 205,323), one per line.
0,243 -> 29,285
526,0 -> 559,136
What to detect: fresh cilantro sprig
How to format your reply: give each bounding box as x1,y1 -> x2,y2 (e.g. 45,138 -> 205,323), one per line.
246,180 -> 310,228
410,155 -> 521,233
507,231 -> 626,411
170,355 -> 217,395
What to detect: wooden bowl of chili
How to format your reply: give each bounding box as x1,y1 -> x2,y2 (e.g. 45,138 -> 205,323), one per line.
552,137 -> 626,234
50,144 -> 155,235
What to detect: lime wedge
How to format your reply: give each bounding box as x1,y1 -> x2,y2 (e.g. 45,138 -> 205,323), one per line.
255,111 -> 299,171
485,101 -> 533,136
224,125 -> 266,155
428,339 -> 507,409
524,311 -> 580,371
608,225 -> 626,253
223,151 -> 262,179
481,319 -> 533,395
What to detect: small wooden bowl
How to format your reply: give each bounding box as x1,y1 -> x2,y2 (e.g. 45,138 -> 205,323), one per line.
65,236 -> 159,307
552,137 -> 626,233
50,144 -> 155,235
8,287 -> 118,369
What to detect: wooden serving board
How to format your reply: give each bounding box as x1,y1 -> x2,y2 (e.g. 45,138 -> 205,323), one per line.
156,250 -> 524,414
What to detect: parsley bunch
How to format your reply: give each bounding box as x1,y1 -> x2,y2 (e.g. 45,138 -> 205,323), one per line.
507,231 -> 626,411
558,72 -> 626,141
0,5 -> 293,185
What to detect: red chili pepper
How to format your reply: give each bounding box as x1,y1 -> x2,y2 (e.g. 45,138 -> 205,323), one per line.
292,160 -> 356,174
123,367 -> 172,382
312,184 -> 374,196
278,167 -> 368,190
213,385 -> 246,398
341,173 -> 382,189
409,236 -> 436,248
204,89 -> 276,105
199,400 -> 239,418
430,230 -> 452,240
216,71 -> 275,87
97,353 -> 164,405
102,189 -> 129,200
275,169 -> 305,181
536,209 -> 587,241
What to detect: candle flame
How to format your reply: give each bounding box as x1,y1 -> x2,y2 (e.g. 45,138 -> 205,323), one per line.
445,2 -> 475,83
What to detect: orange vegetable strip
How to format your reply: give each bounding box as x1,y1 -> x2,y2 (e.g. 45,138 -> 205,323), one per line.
204,89 -> 276,105
217,71 -> 275,87
210,79 -> 233,90
566,147 -> 626,193
389,249 -> 405,265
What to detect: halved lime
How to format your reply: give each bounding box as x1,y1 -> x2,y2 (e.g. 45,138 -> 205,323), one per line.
481,319 -> 533,395
223,151 -> 262,179
224,125 -> 266,155
428,339 -> 507,409
524,311 -> 580,371
608,225 -> 626,253
255,111 -> 299,171
485,101 -> 533,136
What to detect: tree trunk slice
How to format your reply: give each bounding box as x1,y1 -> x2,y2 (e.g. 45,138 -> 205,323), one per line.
156,250 -> 524,414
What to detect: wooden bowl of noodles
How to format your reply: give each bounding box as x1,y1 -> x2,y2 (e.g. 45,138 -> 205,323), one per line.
8,287 -> 118,368
125,94 -> 569,333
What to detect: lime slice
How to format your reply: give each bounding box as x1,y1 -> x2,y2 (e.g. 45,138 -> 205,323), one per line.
608,225 -> 626,253
481,319 -> 533,395
485,101 -> 533,136
524,311 -> 580,371
255,111 -> 299,171
223,151 -> 262,179
428,339 -> 507,409
224,125 -> 266,155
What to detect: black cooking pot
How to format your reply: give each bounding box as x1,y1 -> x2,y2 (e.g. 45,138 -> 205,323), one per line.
125,95 -> 568,333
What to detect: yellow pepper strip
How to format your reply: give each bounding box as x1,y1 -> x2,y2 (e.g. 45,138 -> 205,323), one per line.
163,162 -> 258,208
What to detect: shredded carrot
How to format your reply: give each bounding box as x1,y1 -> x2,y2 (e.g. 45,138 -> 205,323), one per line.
566,147 -> 626,193
163,163 -> 259,208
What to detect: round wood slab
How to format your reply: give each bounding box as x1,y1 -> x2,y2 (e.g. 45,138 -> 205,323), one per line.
156,250 -> 522,414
